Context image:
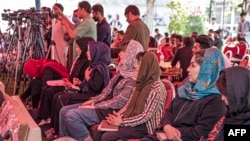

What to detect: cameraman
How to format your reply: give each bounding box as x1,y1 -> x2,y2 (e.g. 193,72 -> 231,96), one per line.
50,3 -> 68,67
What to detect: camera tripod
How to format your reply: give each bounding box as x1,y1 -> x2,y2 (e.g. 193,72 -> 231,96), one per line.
1,19 -> 45,95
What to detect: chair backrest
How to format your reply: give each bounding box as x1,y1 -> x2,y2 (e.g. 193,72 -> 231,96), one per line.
223,43 -> 239,57
161,79 -> 176,111
236,42 -> 248,57
127,79 -> 176,141
239,54 -> 250,69
224,50 -> 233,60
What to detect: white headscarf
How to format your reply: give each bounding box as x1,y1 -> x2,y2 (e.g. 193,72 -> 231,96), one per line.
117,40 -> 144,80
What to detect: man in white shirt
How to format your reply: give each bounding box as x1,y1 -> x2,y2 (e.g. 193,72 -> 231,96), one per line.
51,3 -> 68,67
208,17 -> 220,31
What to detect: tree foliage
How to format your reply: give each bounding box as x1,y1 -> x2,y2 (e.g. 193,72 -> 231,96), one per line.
167,0 -> 205,36
184,15 -> 205,36
166,1 -> 188,35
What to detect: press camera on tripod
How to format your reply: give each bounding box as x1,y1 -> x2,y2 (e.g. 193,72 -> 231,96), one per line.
1,7 -> 49,23
1,7 -> 50,94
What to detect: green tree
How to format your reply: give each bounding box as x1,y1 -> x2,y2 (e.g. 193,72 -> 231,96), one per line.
184,15 -> 206,36
167,0 -> 205,36
166,0 -> 188,35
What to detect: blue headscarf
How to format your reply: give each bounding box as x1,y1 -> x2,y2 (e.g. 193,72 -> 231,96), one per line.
178,48 -> 225,100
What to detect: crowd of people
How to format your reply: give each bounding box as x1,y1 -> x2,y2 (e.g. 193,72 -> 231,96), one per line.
1,0 -> 250,141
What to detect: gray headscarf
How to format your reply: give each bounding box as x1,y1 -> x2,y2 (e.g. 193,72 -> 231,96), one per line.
116,40 -> 144,80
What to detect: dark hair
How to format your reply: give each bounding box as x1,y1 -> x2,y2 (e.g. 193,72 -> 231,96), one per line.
117,30 -> 124,35
155,28 -> 159,32
171,33 -> 176,38
76,36 -> 95,51
240,12 -> 247,17
164,32 -> 169,37
92,4 -> 104,16
175,35 -> 183,42
148,36 -> 158,48
216,70 -> 227,96
54,3 -> 64,11
136,52 -> 146,61
191,32 -> 198,39
208,29 -> 213,32
78,1 -> 91,13
212,17 -> 216,20
195,35 -> 211,49
194,49 -> 205,66
163,37 -> 170,46
183,36 -> 195,48
124,5 -> 140,16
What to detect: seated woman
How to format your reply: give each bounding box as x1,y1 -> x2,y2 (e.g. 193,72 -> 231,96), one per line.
210,66 -> 250,141
159,37 -> 174,62
38,40 -> 110,126
99,52 -> 166,141
148,48 -> 227,141
20,58 -> 70,108
58,39 -> 144,141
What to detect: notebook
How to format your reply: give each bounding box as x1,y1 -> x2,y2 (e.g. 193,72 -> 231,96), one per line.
98,120 -> 118,132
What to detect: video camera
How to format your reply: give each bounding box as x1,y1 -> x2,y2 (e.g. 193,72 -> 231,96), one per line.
1,7 -> 50,22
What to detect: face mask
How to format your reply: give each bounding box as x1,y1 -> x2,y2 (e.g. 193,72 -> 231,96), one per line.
93,16 -> 99,22
72,17 -> 79,24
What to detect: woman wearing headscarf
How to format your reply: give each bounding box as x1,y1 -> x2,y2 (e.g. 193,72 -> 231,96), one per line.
20,57 -> 69,108
150,48 -> 227,141
58,39 -> 143,141
45,41 -> 112,137
211,66 -> 250,141
37,37 -> 94,125
98,51 -> 166,141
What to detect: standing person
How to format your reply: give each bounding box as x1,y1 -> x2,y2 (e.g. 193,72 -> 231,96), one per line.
66,9 -> 80,70
101,52 -> 166,141
173,34 -> 183,55
58,1 -> 97,40
213,29 -> 223,50
154,28 -> 163,42
91,4 -> 111,47
237,12 -> 250,44
212,66 -> 250,141
109,14 -> 123,29
207,17 -> 220,31
122,5 -> 150,51
171,36 -> 194,81
144,48 -> 226,141
51,3 -> 68,67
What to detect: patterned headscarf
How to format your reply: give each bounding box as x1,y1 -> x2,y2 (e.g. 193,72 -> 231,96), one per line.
178,47 -> 225,100
123,52 -> 160,118
116,40 -> 144,80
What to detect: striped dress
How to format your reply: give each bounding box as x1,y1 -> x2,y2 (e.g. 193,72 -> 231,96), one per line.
119,80 -> 166,134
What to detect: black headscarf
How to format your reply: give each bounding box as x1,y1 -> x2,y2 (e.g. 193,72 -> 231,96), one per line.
224,66 -> 250,124
70,37 -> 94,81
75,37 -> 95,60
